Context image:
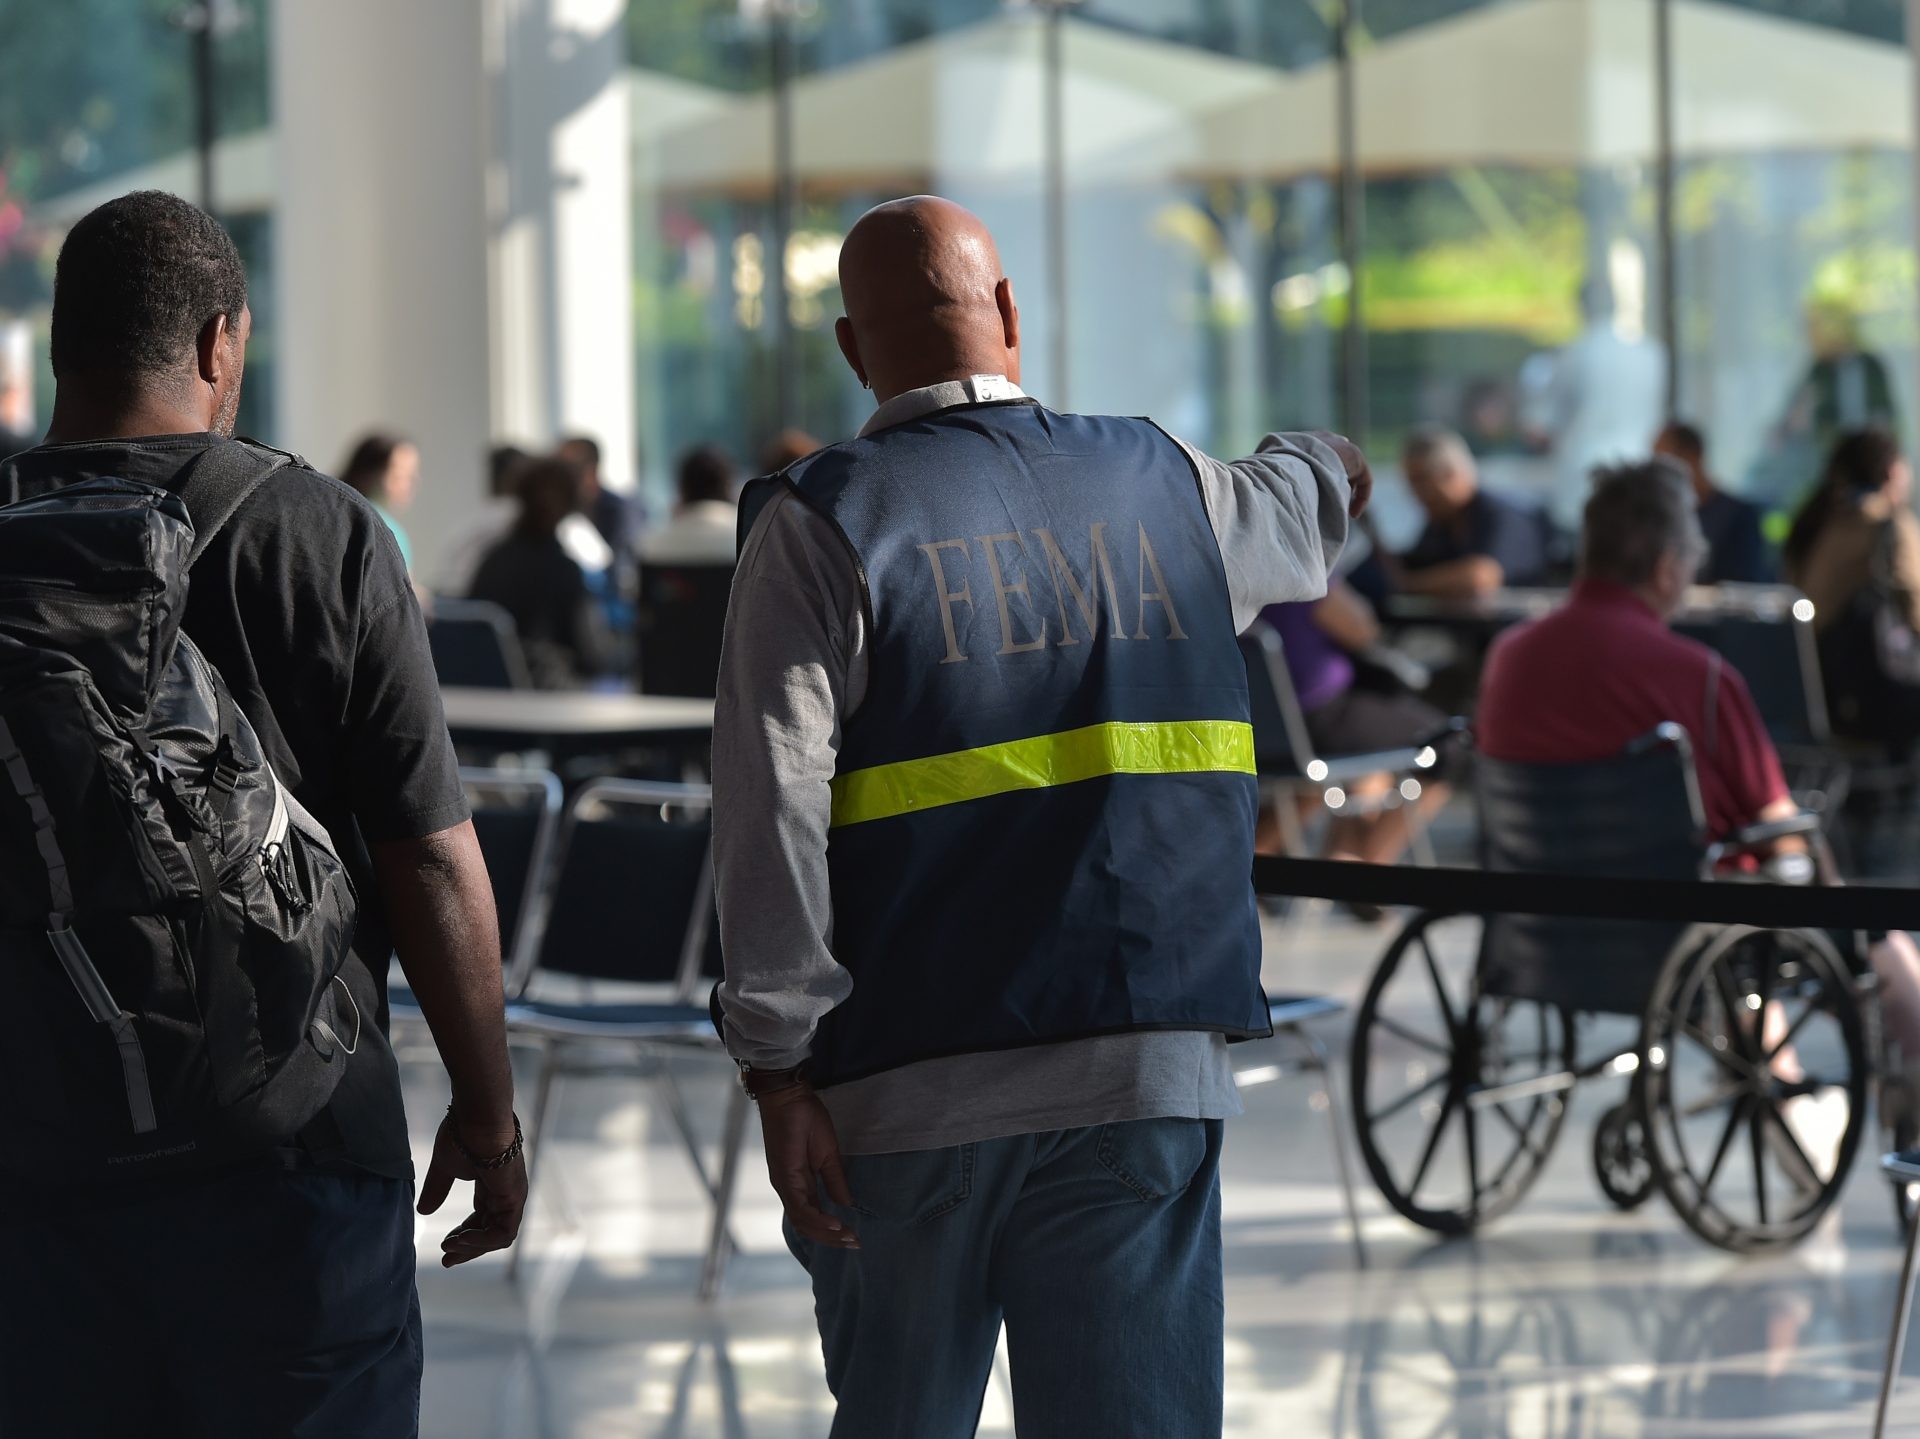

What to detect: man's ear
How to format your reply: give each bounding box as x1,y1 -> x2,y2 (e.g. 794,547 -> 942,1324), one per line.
196,313 -> 232,387
1655,548 -> 1688,602
997,277 -> 1020,355
834,316 -> 868,390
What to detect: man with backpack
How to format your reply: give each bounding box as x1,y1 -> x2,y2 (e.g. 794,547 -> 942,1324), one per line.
0,191 -> 524,1435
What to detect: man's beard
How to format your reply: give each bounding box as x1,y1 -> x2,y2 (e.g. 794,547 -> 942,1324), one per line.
212,375 -> 244,437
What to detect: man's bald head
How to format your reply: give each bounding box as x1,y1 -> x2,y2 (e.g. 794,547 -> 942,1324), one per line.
834,196 -> 1021,405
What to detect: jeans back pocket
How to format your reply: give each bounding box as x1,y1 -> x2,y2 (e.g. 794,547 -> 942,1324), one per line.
843,1143 -> 975,1225
1095,1118 -> 1213,1201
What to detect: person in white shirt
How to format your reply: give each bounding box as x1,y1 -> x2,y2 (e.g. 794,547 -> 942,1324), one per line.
640,444 -> 740,567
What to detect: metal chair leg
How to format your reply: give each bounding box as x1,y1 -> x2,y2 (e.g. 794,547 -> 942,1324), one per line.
656,1057 -> 743,1257
1299,1024 -> 1367,1268
700,1083 -> 753,1301
1875,1193 -> 1920,1438
507,1042 -> 562,1285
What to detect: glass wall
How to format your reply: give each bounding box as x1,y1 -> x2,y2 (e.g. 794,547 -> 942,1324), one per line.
629,0 -> 1338,499
626,0 -> 1920,548
4,0 -> 1914,526
1672,0 -> 1915,530
1354,0 -> 1662,540
0,0 -> 274,438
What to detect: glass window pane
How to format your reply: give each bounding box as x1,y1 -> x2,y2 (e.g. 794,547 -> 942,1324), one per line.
1357,0 -> 1663,542
1672,0 -> 1917,532
1066,3 -> 1338,456
0,0 -> 274,441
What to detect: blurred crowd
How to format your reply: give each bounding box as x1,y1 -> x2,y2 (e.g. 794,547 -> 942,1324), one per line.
1258,415 -> 1920,881
331,425 -> 821,693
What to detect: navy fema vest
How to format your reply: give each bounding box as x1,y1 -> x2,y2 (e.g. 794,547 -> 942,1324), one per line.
757,398 -> 1271,1088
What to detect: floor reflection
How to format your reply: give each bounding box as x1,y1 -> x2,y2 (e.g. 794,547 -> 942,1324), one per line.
407,913 -> 1920,1437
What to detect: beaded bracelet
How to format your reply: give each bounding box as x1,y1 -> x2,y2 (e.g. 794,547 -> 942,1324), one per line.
446,1105 -> 524,1170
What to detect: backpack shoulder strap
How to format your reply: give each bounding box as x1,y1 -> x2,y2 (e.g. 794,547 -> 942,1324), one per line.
176,439 -> 295,569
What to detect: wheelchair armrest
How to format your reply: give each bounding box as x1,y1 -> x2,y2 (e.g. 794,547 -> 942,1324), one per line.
1723,813 -> 1823,852
1304,749 -> 1430,784
1411,715 -> 1470,752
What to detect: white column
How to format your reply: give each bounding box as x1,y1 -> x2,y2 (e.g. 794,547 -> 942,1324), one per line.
270,0 -> 493,583
493,0 -> 637,494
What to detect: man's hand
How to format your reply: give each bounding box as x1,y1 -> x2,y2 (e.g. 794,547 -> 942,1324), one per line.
758,1084 -> 860,1249
1320,433 -> 1373,520
418,1109 -> 529,1268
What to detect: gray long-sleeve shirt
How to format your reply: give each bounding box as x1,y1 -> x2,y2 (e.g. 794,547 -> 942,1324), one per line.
712,377 -> 1353,1155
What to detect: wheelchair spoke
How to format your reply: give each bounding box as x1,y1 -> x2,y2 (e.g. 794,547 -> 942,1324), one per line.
1376,1014 -> 1451,1057
1409,1086 -> 1460,1201
1679,1078 -> 1750,1120
1759,1100 -> 1823,1192
1749,1106 -> 1770,1227
1700,1094 -> 1748,1197
1490,1099 -> 1547,1164
1418,932 -> 1462,1038
1761,1000 -> 1825,1071
1679,1020 -> 1757,1081
1371,1072 -> 1449,1126
1463,1103 -> 1483,1216
1711,957 -> 1762,1067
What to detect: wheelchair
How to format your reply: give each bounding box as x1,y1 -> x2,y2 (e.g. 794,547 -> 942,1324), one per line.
1348,724 -> 1898,1252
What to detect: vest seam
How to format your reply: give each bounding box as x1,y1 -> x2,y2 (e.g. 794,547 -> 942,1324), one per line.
771,474 -> 877,682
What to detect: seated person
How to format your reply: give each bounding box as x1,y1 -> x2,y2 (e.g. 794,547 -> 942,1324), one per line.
1654,419 -> 1773,585
338,431 -> 421,578
470,454 -> 611,689
1396,426 -> 1551,598
1259,581 -> 1453,879
1480,459 -> 1920,1101
435,443 -> 529,595
560,433 -> 643,556
641,445 -> 740,567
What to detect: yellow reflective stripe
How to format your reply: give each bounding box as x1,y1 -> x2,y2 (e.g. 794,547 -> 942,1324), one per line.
829,720 -> 1255,829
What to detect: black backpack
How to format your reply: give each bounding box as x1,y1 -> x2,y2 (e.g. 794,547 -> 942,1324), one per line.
0,443 -> 359,1180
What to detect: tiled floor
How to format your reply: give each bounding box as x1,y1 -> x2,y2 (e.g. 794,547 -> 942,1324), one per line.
408,907 -> 1920,1437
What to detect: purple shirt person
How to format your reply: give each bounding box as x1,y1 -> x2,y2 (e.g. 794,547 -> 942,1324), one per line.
1263,599 -> 1354,713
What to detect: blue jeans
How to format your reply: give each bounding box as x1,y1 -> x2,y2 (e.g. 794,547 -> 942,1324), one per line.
789,1117 -> 1225,1439
0,1166 -> 421,1437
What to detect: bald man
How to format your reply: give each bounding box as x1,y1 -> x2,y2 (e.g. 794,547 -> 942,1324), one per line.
712,197 -> 1369,1438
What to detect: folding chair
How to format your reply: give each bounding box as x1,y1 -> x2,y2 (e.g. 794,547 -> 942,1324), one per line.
429,597 -> 532,690
1239,617 -> 1448,861
635,563 -> 734,699
389,767 -> 562,1045
501,779 -> 747,1298
1233,994 -> 1366,1265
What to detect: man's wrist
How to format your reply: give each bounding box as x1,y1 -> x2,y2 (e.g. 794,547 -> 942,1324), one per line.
738,1061 -> 811,1102
447,1093 -> 518,1145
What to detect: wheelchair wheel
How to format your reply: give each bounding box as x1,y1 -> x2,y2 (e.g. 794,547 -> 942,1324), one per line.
1351,911 -> 1575,1236
1640,926 -> 1868,1252
1592,1100 -> 1655,1211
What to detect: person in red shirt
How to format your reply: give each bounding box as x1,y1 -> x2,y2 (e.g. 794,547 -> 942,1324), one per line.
1479,459 -> 1920,1107
1478,464 -> 1789,838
